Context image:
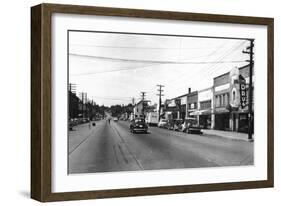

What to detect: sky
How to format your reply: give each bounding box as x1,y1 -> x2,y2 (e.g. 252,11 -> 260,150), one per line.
69,31 -> 251,107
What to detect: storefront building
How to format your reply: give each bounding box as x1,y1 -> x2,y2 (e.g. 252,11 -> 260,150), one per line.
213,71 -> 231,131
213,65 -> 254,133
165,94 -> 187,120
133,100 -> 149,118
197,87 -> 213,129
163,64 -> 254,133
163,88 -> 196,121
186,90 -> 198,119
232,64 -> 254,133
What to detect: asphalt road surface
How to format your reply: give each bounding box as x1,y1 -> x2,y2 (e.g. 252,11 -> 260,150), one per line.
68,119 -> 253,174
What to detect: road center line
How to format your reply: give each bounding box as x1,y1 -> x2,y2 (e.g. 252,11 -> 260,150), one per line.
111,124 -> 144,170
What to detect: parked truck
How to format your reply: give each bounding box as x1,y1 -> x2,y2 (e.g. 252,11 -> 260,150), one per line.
145,112 -> 159,126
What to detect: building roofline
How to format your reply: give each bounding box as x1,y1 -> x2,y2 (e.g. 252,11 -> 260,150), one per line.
213,64 -> 251,80
239,63 -> 250,70
214,71 -> 230,80
198,86 -> 213,93
135,100 -> 150,106
170,91 -> 198,100
169,64 -> 252,102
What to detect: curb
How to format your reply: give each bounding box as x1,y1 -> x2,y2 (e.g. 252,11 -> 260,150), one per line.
202,133 -> 254,142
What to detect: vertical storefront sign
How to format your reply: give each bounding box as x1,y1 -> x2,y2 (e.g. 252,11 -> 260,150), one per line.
239,75 -> 247,109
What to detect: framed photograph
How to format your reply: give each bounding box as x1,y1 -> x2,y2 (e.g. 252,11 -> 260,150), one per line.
31,3 -> 274,202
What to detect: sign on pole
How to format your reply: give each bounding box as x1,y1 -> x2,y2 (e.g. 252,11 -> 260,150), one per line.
239,75 -> 247,109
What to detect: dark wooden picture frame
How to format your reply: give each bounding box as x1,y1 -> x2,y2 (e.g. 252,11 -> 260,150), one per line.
31,3 -> 274,202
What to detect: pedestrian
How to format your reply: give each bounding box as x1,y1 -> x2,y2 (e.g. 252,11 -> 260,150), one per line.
89,120 -> 91,129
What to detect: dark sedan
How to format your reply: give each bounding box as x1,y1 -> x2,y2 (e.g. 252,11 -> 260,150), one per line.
130,118 -> 148,133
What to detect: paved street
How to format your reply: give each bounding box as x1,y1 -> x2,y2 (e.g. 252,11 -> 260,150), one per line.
68,120 -> 253,174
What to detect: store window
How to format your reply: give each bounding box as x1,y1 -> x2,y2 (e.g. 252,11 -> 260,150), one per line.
233,90 -> 236,101
225,93 -> 229,105
216,96 -> 219,107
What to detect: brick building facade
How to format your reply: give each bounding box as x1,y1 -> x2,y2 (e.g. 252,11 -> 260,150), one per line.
213,64 -> 254,132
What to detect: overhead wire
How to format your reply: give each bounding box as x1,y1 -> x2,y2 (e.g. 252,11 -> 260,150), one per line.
70,40 -> 247,76
70,43 -> 224,50
70,53 -> 246,65
165,40 -> 248,93
70,39 -> 249,105
166,41 -> 228,86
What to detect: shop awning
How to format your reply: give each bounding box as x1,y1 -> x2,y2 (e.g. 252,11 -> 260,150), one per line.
189,109 -> 212,116
214,108 -> 230,114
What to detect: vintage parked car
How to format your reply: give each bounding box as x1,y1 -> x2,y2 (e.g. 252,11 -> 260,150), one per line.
158,119 -> 168,128
182,117 -> 202,134
113,117 -> 118,122
82,118 -> 90,123
130,118 -> 148,133
170,119 -> 183,131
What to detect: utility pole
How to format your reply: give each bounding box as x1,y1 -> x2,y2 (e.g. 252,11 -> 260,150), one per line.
156,85 -> 164,121
68,83 -> 76,119
80,92 -> 87,119
85,93 -> 87,119
140,92 -> 146,117
140,92 -> 146,101
131,97 -> 135,120
69,83 -> 77,94
242,39 -> 254,141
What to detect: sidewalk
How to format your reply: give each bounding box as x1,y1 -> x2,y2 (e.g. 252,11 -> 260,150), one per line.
68,121 -> 101,154
202,129 -> 254,142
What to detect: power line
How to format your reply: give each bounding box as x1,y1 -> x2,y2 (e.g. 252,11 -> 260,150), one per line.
70,60 -> 247,77
70,43 -> 225,50
70,63 -> 165,76
71,42 -> 242,66
70,41 -> 247,77
94,98 -> 132,102
90,96 -> 132,100
166,41 -> 228,86
70,53 -> 246,65
194,40 -> 248,84
167,40 -> 248,92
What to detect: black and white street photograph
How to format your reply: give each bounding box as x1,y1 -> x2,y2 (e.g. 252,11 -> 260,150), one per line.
67,30 -> 254,174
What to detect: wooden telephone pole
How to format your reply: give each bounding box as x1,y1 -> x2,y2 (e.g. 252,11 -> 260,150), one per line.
156,85 -> 164,121
140,92 -> 146,117
243,39 -> 254,141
